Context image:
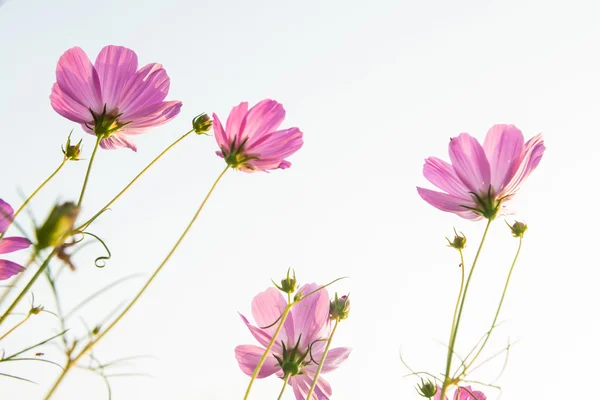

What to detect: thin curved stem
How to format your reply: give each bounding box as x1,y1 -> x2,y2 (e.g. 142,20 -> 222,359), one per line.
439,219 -> 492,399
76,130 -> 193,231
77,137 -> 101,208
43,166 -> 229,400
306,318 -> 340,400
244,304 -> 293,400
277,374 -> 291,400
445,249 -> 465,365
461,236 -> 523,375
0,250 -> 50,327
0,313 -> 30,342
0,159 -> 67,242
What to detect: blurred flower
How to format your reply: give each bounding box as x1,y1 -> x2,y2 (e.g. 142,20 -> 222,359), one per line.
434,386 -> 487,400
417,125 -> 545,220
35,202 -> 79,250
235,283 -> 351,399
0,199 -> 32,280
50,45 -> 182,151
416,379 -> 437,398
213,100 -> 303,172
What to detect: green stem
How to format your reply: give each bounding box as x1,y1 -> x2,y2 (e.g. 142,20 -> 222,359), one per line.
460,236 -> 523,375
76,130 -> 193,232
77,137 -> 101,208
306,318 -> 340,400
43,166 -> 229,400
446,249 -> 466,359
0,159 -> 67,241
439,219 -> 492,399
244,303 -> 293,400
276,374 -> 291,400
0,313 -> 30,342
0,250 -> 50,327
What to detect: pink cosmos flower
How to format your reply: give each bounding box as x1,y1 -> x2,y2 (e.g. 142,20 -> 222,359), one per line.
213,100 -> 303,172
50,45 -> 182,151
235,284 -> 351,399
0,199 -> 32,280
434,386 -> 487,400
417,124 -> 545,220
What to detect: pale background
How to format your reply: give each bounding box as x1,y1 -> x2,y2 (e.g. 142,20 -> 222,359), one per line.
0,0 -> 598,399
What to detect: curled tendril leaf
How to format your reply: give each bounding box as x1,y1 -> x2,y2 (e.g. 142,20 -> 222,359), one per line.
308,338 -> 328,365
82,232 -> 112,268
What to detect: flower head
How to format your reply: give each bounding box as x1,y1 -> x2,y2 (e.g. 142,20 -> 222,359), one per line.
50,45 -> 182,151
416,378 -> 437,398
235,283 -> 351,399
508,220 -> 528,238
213,100 -> 303,172
417,125 -> 545,220
0,199 -> 32,280
329,293 -> 350,321
434,386 -> 486,400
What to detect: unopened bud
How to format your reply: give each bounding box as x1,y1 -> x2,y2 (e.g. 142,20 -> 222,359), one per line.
36,202 -> 80,250
416,379 -> 438,398
274,268 -> 298,294
507,221 -> 527,238
192,113 -> 212,135
330,293 -> 350,320
446,229 -> 467,250
62,133 -> 83,161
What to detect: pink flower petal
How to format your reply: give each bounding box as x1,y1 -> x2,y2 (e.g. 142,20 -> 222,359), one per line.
291,374 -> 332,400
246,127 -> 303,159
212,113 -> 229,153
503,133 -> 545,195
455,386 -> 487,400
239,313 -> 282,351
0,237 -> 31,254
50,83 -> 93,123
118,63 -> 171,115
0,259 -> 25,280
449,133 -> 491,193
239,99 -> 285,143
121,100 -> 182,133
0,199 -> 14,234
226,102 -> 249,142
99,134 -> 137,151
293,283 -> 330,350
94,46 -> 138,111
416,187 -> 480,219
251,287 -> 294,345
234,344 -> 279,378
304,347 -> 352,375
433,386 -> 448,400
55,47 -> 103,114
483,124 -> 525,194
423,157 -> 470,197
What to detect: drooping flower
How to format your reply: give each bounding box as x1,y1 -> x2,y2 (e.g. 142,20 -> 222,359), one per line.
213,100 -> 303,172
0,199 -> 32,280
434,386 -> 487,400
235,283 -> 351,399
417,124 -> 545,220
50,45 -> 182,151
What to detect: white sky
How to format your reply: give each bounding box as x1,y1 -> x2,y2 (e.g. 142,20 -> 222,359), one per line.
0,0 -> 599,399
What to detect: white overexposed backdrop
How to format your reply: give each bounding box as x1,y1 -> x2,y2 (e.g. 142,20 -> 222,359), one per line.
0,0 -> 598,398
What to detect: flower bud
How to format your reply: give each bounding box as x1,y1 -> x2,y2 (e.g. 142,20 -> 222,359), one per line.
274,268 -> 298,294
62,133 -> 83,161
192,113 -> 212,135
330,293 -> 350,320
446,229 -> 466,250
508,221 -> 527,238
36,202 -> 80,250
416,379 -> 438,398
